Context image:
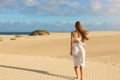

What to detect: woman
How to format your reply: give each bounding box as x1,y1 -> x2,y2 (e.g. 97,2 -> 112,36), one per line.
70,21 -> 89,80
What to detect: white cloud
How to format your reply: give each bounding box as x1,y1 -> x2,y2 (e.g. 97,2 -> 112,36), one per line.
23,0 -> 37,6
90,0 -> 103,10
104,21 -> 120,26
0,20 -> 120,27
55,21 -> 73,27
0,20 -> 120,32
107,0 -> 120,3
0,0 -> 120,15
0,0 -> 18,11
35,0 -> 80,15
0,20 -> 5,23
58,0 -> 80,8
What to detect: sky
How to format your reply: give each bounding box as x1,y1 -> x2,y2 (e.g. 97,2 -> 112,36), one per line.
0,0 -> 120,32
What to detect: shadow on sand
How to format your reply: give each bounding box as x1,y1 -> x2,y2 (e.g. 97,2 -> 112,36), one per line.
0,65 -> 75,80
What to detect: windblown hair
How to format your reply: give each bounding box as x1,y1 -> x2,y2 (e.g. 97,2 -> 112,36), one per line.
75,21 -> 89,42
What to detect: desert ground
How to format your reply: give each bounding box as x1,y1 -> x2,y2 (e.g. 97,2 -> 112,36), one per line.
0,31 -> 120,80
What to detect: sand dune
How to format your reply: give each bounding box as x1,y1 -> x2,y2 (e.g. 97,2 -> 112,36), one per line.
0,53 -> 120,80
0,32 -> 120,62
0,31 -> 120,80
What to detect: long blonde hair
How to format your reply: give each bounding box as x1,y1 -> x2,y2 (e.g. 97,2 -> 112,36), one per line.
75,21 -> 89,41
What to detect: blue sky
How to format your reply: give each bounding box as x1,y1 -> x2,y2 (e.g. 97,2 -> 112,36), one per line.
0,0 -> 120,32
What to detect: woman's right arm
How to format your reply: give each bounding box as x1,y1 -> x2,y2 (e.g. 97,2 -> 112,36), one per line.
70,32 -> 74,55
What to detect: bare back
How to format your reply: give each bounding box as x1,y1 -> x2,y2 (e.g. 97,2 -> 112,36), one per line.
71,31 -> 82,39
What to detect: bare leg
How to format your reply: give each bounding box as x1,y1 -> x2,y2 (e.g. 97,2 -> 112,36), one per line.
80,66 -> 83,80
74,66 -> 78,79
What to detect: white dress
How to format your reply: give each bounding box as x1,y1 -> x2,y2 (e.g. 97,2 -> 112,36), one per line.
72,37 -> 86,67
